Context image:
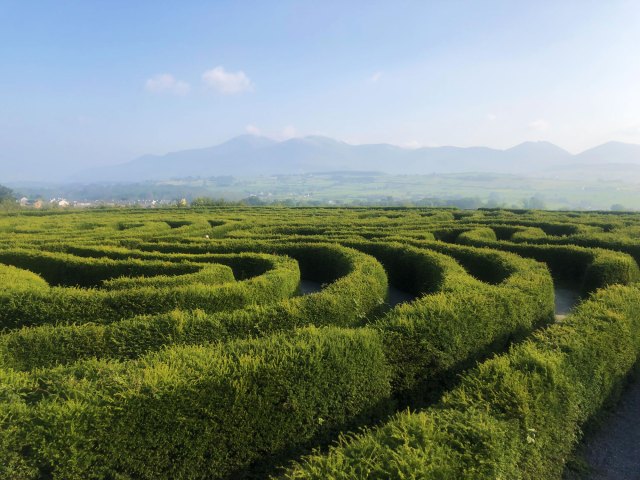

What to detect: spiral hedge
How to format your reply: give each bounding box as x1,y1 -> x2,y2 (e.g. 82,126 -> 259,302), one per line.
1,206 -> 640,479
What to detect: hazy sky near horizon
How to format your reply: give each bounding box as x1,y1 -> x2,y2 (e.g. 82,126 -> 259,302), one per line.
2,0 -> 640,175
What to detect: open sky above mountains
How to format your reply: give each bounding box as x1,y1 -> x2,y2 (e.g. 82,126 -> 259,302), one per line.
2,1 -> 640,181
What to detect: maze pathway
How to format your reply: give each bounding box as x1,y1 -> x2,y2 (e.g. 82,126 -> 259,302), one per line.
555,286 -> 581,320
579,377 -> 640,480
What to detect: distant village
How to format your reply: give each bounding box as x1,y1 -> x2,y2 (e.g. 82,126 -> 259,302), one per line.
16,197 -> 184,209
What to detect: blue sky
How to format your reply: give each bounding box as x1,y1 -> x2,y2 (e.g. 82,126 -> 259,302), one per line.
2,0 -> 640,177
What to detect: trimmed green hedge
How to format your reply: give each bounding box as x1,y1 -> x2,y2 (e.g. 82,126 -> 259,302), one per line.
450,227 -> 640,292
351,240 -> 554,399
5,207 -> 640,480
0,327 -> 392,480
282,284 -> 640,479
0,248 -> 202,287
0,249 -> 299,330
0,243 -> 387,369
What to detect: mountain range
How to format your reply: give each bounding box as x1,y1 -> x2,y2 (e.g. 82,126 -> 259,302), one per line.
66,136 -> 640,182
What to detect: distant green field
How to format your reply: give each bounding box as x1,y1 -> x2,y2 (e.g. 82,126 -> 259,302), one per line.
13,169 -> 640,210
1,206 -> 640,478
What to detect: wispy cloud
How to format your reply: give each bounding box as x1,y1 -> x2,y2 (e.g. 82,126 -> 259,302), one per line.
244,124 -> 297,140
202,66 -> 253,94
245,124 -> 262,135
144,74 -> 190,95
368,71 -> 383,83
528,119 -> 550,131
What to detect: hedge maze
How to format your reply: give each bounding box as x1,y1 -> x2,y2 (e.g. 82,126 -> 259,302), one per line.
1,207 -> 640,479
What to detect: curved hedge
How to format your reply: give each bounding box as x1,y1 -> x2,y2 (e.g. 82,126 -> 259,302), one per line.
283,284 -> 640,479
0,242 -> 387,369
0,327 -> 392,480
0,248 -> 299,330
451,227 -> 640,292
2,207 -> 640,479
347,240 -> 554,399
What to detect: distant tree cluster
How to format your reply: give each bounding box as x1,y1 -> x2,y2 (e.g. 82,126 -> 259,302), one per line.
522,194 -> 546,210
0,184 -> 14,202
0,184 -> 17,211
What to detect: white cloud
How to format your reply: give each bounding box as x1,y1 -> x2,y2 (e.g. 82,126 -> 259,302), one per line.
145,74 -> 190,95
368,71 -> 383,82
528,119 -> 550,131
202,66 -> 253,94
281,125 -> 296,140
245,124 -> 262,136
244,124 -> 297,140
486,113 -> 497,121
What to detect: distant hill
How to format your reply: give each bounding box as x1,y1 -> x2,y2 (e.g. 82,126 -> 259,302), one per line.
573,141 -> 640,164
68,136 -> 640,182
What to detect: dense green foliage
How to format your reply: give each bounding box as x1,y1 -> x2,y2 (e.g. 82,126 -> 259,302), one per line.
0,206 -> 639,479
284,285 -> 640,479
0,327 -> 392,479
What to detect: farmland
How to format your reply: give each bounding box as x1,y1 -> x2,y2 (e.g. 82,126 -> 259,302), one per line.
1,206 -> 640,479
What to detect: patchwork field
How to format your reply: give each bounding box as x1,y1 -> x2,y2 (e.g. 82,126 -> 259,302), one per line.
1,206 -> 640,479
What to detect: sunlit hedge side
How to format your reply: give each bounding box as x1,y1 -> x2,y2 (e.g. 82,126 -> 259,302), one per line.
452,227 -> 640,292
0,243 -> 386,369
352,240 -> 554,399
0,327 -> 392,480
283,284 -> 640,479
0,249 -> 298,330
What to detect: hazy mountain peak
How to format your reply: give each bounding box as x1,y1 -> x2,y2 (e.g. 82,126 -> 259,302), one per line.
67,135 -> 640,183
507,141 -> 571,155
576,140 -> 640,164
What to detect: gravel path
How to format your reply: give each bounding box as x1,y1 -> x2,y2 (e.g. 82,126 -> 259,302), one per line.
297,279 -> 323,295
555,286 -> 581,320
578,376 -> 640,479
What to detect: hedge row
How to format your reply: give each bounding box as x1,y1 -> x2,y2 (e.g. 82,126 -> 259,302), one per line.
348,240 -> 555,400
0,243 -> 387,369
510,231 -> 640,266
0,248 -> 205,288
52,243 -> 294,281
283,284 -> 640,479
453,227 -> 640,292
0,327 -> 392,480
0,248 -> 299,330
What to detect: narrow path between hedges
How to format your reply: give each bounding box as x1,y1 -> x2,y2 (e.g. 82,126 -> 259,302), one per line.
576,375 -> 640,479
297,279 -> 323,295
555,286 -> 581,321
386,285 -> 415,307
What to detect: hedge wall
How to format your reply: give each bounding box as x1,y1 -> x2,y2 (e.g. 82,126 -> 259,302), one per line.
282,284 -> 640,479
0,243 -> 387,370
0,250 -> 299,330
0,327 -> 392,480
